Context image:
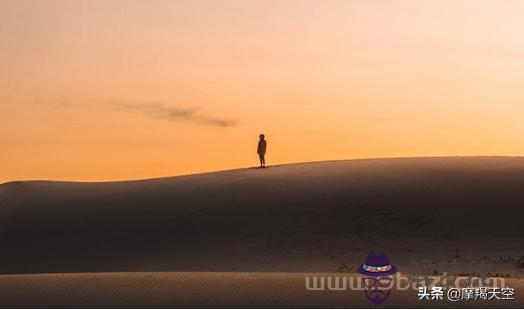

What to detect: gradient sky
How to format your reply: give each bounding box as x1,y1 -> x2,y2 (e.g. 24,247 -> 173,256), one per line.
2,0 -> 524,182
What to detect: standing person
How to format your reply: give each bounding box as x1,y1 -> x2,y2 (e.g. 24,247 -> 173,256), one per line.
257,134 -> 267,168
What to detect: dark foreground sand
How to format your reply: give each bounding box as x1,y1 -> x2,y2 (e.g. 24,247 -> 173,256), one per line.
0,157 -> 523,307
0,272 -> 521,308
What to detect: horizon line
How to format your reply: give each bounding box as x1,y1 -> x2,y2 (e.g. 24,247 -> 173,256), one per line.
2,155 -> 523,185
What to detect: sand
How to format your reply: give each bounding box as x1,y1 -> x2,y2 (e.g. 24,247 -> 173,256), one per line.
0,272 -> 522,308
0,157 -> 523,307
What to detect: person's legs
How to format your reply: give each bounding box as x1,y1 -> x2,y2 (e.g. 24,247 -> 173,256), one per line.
259,154 -> 265,167
261,154 -> 265,167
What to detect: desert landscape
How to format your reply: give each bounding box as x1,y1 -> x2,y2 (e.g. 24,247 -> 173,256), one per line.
0,156 -> 523,307
3,0 -> 524,307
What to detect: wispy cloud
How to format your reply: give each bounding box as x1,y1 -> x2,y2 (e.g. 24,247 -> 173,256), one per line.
111,102 -> 237,128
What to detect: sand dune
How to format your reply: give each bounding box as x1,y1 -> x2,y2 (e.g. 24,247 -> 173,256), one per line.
0,157 -> 523,275
1,157 -> 523,307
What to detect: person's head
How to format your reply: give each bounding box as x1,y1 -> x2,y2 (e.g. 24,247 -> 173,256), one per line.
259,134 -> 265,140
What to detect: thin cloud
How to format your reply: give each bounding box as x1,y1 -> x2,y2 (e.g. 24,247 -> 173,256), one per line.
112,102 -> 237,128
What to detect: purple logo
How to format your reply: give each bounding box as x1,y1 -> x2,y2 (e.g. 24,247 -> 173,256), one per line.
358,253 -> 398,304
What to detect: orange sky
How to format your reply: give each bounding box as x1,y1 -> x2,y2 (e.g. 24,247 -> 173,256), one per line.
2,0 -> 524,183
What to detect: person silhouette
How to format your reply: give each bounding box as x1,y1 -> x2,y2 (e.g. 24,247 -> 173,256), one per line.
257,134 -> 267,168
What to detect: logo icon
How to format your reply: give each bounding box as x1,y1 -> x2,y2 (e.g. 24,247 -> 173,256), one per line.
358,252 -> 398,304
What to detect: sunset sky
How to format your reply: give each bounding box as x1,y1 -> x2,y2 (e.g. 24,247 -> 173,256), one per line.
2,0 -> 524,182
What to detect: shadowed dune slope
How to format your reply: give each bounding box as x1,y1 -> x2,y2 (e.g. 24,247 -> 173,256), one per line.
0,157 -> 523,274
